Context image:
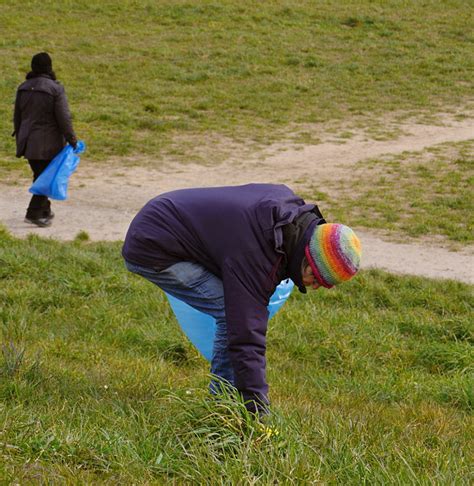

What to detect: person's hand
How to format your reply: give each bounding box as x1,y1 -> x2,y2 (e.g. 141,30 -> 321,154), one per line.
68,136 -> 78,150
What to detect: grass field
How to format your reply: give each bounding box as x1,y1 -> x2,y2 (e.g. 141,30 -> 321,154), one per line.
1,1 -> 473,483
303,139 -> 474,244
1,0 -> 473,162
0,229 -> 472,483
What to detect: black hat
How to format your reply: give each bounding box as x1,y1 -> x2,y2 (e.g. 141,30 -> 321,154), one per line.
31,52 -> 52,74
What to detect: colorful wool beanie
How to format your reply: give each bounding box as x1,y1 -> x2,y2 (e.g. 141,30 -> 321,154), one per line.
305,223 -> 361,288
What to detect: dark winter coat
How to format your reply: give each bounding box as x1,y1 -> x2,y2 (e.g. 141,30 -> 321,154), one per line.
13,74 -> 76,160
122,184 -> 326,410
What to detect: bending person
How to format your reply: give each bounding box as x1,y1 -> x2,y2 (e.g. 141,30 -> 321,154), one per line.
122,184 -> 361,414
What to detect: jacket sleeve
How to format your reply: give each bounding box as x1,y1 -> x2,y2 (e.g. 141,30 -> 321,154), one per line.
13,91 -> 21,136
54,86 -> 77,145
221,258 -> 270,414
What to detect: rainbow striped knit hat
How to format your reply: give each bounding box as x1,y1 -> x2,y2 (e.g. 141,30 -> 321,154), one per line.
304,224 -> 361,288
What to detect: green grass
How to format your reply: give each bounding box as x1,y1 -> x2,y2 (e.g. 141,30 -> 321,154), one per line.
1,0 -> 473,164
0,228 -> 472,483
304,139 -> 474,243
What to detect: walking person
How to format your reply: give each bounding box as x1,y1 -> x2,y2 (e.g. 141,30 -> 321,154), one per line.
123,184 -> 362,415
13,52 -> 78,227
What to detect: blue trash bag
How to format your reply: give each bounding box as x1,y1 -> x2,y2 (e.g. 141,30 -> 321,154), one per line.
29,141 -> 86,200
166,279 -> 294,361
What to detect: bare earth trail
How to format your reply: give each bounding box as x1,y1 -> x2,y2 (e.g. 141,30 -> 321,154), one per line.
1,115 -> 473,284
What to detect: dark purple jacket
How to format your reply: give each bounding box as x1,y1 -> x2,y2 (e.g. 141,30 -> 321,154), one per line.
122,184 -> 323,409
13,75 -> 76,160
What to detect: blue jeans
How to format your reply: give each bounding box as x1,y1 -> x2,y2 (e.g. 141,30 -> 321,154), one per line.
125,260 -> 235,390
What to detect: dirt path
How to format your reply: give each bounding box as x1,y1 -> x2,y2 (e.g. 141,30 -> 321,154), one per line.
1,115 -> 473,284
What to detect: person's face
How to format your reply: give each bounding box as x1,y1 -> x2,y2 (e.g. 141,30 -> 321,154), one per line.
302,264 -> 321,290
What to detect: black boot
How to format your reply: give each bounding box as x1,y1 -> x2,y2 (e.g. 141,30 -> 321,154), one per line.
25,211 -> 54,227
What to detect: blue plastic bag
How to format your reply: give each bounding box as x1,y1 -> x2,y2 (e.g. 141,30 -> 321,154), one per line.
166,279 -> 294,361
29,141 -> 86,200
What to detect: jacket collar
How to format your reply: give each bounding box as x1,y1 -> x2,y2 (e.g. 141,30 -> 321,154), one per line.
25,72 -> 55,81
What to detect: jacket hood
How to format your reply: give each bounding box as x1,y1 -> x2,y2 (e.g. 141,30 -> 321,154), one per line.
18,75 -> 61,96
287,218 -> 323,293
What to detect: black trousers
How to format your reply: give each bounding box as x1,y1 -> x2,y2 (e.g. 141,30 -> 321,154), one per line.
27,159 -> 52,219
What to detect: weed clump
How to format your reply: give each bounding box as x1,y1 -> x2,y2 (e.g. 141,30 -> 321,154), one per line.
1,341 -> 25,377
74,230 -> 90,242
